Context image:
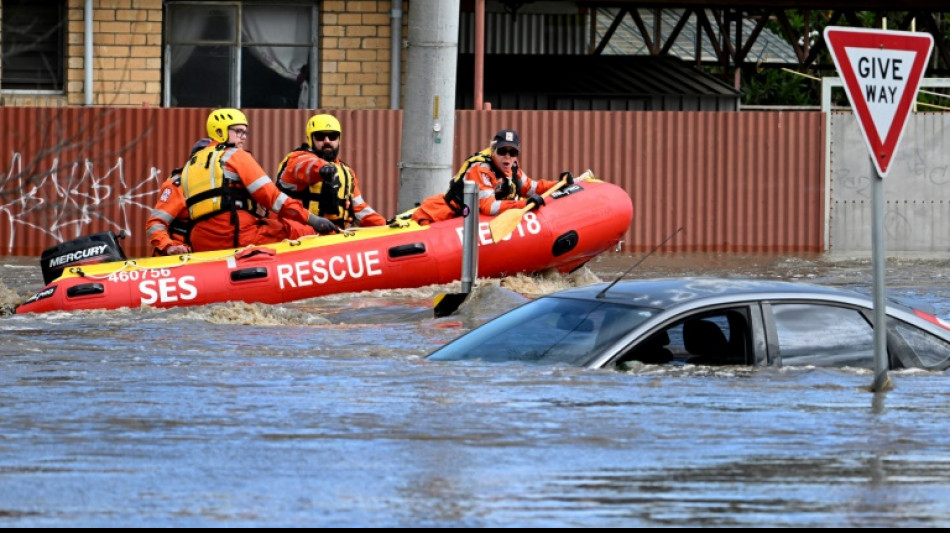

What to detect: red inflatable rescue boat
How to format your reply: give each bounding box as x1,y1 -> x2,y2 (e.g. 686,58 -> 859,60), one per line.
16,179 -> 633,314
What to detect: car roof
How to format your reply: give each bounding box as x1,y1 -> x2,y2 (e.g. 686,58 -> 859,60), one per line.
547,277 -> 883,311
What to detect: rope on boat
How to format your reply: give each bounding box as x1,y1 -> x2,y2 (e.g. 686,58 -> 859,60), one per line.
288,234 -> 324,244
66,233 -> 338,279
69,260 -> 139,278
67,245 -> 260,279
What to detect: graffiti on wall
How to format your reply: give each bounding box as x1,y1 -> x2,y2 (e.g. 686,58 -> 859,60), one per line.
0,151 -> 163,253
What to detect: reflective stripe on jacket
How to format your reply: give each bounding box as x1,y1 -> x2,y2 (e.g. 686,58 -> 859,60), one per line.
145,173 -> 189,254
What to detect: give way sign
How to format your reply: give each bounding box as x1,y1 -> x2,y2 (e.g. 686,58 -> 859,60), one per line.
824,27 -> 933,176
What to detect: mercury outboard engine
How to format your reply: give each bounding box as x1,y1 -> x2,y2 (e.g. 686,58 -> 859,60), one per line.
40,230 -> 128,284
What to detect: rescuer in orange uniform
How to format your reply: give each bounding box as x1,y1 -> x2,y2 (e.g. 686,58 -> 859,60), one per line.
411,129 -> 571,226
180,108 -> 337,252
145,138 -> 211,256
275,113 -> 386,229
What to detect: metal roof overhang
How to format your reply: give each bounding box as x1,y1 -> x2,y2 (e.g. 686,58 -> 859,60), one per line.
593,7 -> 798,64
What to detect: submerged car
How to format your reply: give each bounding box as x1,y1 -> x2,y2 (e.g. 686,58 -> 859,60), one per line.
426,277 -> 950,370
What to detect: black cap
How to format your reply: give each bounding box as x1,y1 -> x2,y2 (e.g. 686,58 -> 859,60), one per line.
492,129 -> 520,150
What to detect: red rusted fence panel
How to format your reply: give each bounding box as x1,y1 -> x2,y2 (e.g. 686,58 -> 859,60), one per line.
0,107 -> 823,257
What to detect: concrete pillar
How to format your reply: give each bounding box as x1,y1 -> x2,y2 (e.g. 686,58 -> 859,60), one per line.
396,0 -> 460,213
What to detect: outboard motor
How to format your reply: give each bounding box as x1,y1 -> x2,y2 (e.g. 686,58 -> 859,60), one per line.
40,230 -> 128,284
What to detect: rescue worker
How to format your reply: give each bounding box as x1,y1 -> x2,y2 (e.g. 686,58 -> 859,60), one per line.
146,138 -> 212,256
411,129 -> 572,226
275,113 -> 386,228
181,108 -> 337,252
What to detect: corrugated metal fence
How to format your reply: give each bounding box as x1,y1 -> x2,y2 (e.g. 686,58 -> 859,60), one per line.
0,107 -> 824,257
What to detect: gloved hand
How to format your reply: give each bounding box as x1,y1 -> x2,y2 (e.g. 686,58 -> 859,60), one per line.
165,244 -> 190,255
318,167 -> 341,215
318,164 -> 338,182
511,161 -> 519,177
308,214 -> 338,235
525,192 -> 545,210
559,171 -> 574,185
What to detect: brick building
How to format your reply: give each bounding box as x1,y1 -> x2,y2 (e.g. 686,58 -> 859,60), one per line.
0,0 -> 748,112
0,0 -> 404,109
4,1 -> 950,111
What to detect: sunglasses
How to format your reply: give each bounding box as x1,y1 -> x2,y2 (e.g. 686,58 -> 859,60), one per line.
496,147 -> 519,157
229,127 -> 248,137
313,132 -> 340,141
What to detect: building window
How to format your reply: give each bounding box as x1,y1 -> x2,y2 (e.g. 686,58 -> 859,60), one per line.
165,1 -> 317,109
1,0 -> 66,91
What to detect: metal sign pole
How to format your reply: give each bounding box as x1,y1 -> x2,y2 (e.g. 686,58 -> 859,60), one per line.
870,160 -> 892,392
461,180 -> 479,293
432,180 -> 479,318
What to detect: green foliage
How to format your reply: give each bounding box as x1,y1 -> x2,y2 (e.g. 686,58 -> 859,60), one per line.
739,10 -> 832,106
741,66 -> 822,107
734,9 -> 950,107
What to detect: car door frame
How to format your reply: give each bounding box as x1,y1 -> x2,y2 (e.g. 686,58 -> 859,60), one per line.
600,300 -> 768,368
759,298 -> 898,369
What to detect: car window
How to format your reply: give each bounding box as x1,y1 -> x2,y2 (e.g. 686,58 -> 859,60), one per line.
615,308 -> 752,367
771,303 -> 874,368
891,320 -> 950,370
426,297 -> 657,366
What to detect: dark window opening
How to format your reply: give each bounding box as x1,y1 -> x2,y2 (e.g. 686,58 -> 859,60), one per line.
1,0 -> 65,91
165,1 -> 315,109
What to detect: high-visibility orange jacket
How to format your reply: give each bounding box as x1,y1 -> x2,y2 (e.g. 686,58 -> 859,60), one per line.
276,147 -> 386,227
181,142 -> 316,252
411,152 -> 558,226
145,172 -> 190,255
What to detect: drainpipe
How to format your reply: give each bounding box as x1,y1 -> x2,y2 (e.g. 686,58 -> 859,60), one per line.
85,0 -> 93,105
390,5 -> 402,109
474,0 -> 484,110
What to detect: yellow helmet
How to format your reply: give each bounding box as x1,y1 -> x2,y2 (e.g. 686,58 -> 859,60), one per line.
206,108 -> 248,143
306,114 -> 342,148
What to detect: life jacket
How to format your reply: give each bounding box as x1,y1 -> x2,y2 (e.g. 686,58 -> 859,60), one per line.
180,144 -> 257,247
276,145 -> 355,228
443,148 -> 521,215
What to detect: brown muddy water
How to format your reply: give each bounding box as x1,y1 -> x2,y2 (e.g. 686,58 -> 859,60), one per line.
2,251 -> 950,527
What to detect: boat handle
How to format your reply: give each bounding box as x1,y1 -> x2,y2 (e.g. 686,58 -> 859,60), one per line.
230,267 -> 269,281
552,230 -> 579,257
66,283 -> 105,297
388,243 -> 426,258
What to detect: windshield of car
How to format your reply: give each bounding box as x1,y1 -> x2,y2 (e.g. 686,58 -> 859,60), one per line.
426,296 -> 658,366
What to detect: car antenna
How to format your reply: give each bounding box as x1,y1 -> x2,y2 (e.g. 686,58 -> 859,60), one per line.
596,226 -> 683,299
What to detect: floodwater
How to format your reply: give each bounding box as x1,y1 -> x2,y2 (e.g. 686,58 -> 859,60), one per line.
2,251 -> 950,527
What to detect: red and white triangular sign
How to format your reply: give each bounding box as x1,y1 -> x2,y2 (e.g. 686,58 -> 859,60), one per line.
824,27 -> 933,176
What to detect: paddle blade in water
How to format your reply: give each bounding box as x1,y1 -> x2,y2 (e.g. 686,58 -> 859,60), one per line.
434,291 -> 470,317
